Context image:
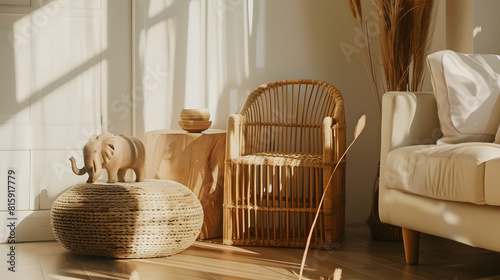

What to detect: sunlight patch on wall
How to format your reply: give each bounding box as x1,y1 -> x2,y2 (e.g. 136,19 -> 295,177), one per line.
142,19 -> 172,131
473,26 -> 482,38
247,0 -> 253,36
242,0 -> 250,80
10,16 -> 31,105
36,16 -> 102,125
255,0 -> 265,69
206,2 -> 226,118
185,0 -> 206,109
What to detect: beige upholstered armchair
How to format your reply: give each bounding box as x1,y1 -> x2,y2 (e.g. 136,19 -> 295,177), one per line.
223,79 -> 346,248
380,91 -> 500,264
380,51 -> 500,264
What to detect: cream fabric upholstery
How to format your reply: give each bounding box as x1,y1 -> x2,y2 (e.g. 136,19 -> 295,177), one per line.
385,143 -> 500,205
485,159 -> 500,205
380,91 -> 500,252
495,124 -> 500,144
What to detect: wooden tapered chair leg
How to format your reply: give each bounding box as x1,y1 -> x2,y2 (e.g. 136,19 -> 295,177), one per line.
402,228 -> 420,265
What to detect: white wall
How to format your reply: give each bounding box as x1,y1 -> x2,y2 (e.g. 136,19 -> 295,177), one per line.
0,0 -> 132,241
132,0 -> 447,224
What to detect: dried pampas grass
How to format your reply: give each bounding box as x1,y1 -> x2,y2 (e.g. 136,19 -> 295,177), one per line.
348,0 -> 435,111
377,0 -> 435,92
348,0 -> 362,23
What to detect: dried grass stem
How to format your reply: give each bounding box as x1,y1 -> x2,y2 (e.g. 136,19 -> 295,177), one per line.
349,0 -> 435,112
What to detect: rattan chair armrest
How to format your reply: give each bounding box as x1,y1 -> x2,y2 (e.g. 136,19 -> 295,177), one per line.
322,116 -> 334,163
226,113 -> 245,160
322,116 -> 346,164
332,102 -> 344,126
331,99 -> 346,163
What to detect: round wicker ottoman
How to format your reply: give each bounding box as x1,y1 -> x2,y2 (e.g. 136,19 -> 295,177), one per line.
51,180 -> 203,258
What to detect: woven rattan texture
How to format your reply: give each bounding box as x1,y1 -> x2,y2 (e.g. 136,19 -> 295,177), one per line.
51,180 -> 203,258
224,79 -> 346,249
232,152 -> 323,167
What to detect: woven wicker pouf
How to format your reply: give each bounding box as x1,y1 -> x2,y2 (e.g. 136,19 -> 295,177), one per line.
51,179 -> 203,258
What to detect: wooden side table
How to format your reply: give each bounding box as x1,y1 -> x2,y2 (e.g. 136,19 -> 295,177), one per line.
145,129 -> 225,239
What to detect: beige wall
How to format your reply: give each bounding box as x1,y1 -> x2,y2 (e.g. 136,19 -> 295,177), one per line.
446,0 -> 474,53
446,0 -> 500,54
132,0 -> 449,224
473,0 -> 500,54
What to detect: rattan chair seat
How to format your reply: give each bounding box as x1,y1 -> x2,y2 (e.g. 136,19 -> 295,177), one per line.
231,152 -> 323,167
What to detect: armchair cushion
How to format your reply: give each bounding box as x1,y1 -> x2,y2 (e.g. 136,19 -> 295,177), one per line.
384,142 -> 500,205
427,50 -> 500,144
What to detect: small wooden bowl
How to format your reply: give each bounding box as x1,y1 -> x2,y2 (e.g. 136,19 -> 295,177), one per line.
179,120 -> 212,133
180,109 -> 210,121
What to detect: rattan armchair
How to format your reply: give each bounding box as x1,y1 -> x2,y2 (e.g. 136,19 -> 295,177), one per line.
223,79 -> 346,248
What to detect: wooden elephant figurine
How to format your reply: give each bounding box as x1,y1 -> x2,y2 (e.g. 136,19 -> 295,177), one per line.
69,133 -> 145,183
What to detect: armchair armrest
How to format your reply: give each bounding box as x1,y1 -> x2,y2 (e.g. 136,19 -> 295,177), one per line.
379,91 -> 441,222
380,92 -> 441,158
322,116 -> 346,164
226,114 -> 244,161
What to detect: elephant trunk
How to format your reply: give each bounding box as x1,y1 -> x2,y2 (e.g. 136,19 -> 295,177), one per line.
91,157 -> 103,183
69,157 -> 87,176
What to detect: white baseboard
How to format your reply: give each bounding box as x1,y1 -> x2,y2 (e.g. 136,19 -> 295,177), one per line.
1,210 -> 55,243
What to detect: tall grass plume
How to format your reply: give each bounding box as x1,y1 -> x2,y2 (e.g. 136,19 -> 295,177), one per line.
349,0 -> 436,111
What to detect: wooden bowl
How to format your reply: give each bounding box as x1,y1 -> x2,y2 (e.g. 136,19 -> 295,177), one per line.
179,120 -> 212,133
180,109 -> 210,121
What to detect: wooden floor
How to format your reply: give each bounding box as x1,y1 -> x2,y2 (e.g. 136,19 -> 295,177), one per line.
2,224 -> 500,279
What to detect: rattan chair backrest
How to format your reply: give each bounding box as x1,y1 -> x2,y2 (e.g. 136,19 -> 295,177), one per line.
238,79 -> 344,155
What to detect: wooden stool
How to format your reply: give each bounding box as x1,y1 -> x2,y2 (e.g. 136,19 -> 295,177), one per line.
145,129 -> 225,239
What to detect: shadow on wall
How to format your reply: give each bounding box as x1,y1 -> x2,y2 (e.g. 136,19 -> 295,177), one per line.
1,1 -> 102,131
1,15 -> 18,125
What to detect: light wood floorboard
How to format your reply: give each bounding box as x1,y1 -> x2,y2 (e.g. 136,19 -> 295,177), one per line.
1,225 -> 500,279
